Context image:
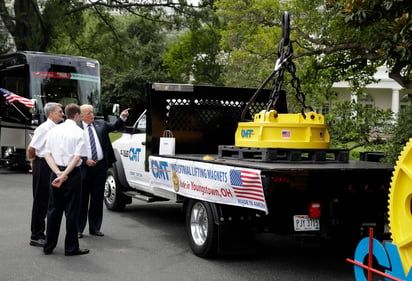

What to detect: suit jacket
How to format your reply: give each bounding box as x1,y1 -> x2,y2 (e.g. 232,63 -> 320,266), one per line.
80,118 -> 125,167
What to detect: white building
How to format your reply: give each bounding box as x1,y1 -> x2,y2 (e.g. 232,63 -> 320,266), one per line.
332,66 -> 409,114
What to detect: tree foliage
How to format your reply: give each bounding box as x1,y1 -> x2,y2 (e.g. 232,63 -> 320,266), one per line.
163,1 -> 224,85
163,24 -> 224,85
332,0 -> 412,89
0,0 -> 205,117
382,103 -> 412,163
0,0 -> 410,155
0,0 -> 202,51
326,100 -> 393,146
215,0 -> 411,90
48,11 -> 170,118
212,0 -> 410,162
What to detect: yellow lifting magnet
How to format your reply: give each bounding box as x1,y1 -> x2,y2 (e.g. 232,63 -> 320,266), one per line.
235,110 -> 330,149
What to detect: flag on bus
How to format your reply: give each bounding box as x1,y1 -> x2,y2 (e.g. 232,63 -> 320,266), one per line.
0,88 -> 34,108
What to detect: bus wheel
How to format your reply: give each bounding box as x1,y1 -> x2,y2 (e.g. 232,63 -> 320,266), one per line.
104,168 -> 127,211
186,200 -> 217,258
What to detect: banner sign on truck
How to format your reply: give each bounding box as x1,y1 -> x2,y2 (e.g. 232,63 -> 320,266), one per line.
150,156 -> 268,213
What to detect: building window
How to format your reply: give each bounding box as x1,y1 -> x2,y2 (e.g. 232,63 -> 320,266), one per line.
358,92 -> 374,109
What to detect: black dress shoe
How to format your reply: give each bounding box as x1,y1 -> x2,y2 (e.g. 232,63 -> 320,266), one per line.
90,231 -> 104,236
78,232 -> 83,238
65,248 -> 90,256
30,238 -> 45,247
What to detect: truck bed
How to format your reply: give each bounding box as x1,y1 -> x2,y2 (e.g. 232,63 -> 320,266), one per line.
158,154 -> 394,172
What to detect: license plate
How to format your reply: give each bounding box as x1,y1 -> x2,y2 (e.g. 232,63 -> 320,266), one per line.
293,215 -> 320,231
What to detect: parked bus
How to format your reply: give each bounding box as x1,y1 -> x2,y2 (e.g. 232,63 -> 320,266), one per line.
0,51 -> 101,168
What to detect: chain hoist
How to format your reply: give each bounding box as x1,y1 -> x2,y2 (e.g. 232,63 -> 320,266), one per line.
235,12 -> 329,150
241,11 -> 312,121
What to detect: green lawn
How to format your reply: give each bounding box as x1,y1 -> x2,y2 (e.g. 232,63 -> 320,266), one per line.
109,132 -> 122,143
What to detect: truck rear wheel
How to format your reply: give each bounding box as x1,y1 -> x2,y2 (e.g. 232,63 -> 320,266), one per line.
186,200 -> 217,258
104,168 -> 127,211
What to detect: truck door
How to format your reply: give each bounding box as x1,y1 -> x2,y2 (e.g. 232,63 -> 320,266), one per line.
118,111 -> 152,192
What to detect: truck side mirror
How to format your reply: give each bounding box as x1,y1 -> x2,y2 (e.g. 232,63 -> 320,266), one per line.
112,104 -> 120,117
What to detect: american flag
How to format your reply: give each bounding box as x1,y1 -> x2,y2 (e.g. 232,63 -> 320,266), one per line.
230,169 -> 265,202
282,130 -> 291,138
0,88 -> 34,108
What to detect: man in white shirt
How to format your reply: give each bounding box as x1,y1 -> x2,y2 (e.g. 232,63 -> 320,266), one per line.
43,103 -> 89,256
27,102 -> 64,247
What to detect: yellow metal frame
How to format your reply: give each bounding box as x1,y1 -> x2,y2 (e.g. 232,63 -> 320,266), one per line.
235,110 -> 330,149
389,138 -> 412,273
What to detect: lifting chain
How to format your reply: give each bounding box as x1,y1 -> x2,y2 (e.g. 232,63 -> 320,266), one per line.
240,11 -> 312,121
266,12 -> 312,117
287,60 -> 313,115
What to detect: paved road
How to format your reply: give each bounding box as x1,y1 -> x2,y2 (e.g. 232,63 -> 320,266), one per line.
0,168 -> 356,281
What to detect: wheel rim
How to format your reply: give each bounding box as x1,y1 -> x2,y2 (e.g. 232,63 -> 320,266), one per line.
104,175 -> 116,205
389,138 -> 412,271
190,202 -> 209,246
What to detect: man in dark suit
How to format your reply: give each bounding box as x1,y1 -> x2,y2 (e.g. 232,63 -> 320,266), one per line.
78,104 -> 130,238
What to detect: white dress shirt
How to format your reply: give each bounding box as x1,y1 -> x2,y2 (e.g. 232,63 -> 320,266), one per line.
45,119 -> 87,167
82,121 -> 104,161
29,118 -> 57,157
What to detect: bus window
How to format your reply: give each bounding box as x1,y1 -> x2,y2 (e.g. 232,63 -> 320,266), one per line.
41,78 -> 78,107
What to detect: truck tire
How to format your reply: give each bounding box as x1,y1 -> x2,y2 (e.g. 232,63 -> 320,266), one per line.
186,200 -> 217,258
104,168 -> 127,211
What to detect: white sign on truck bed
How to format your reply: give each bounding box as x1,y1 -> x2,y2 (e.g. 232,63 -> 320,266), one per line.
149,156 -> 268,213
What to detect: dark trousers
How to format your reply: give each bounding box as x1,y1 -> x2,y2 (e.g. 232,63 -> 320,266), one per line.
44,167 -> 82,254
30,157 -> 51,240
79,160 -> 108,234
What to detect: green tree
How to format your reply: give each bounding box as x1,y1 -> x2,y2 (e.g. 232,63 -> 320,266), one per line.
331,0 -> 412,89
163,0 -> 225,85
49,11 -> 170,117
383,104 -> 412,163
0,0 -> 208,116
0,0 -> 200,52
163,24 -> 224,85
0,29 -> 11,53
214,0 -> 343,113
214,0 -> 409,160
215,0 -> 411,90
216,0 -> 284,87
326,100 -> 393,148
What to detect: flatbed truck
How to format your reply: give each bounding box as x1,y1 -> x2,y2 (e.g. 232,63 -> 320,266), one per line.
104,82 -> 393,257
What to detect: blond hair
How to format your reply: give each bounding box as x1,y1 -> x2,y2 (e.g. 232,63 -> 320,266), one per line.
80,104 -> 93,116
